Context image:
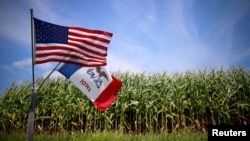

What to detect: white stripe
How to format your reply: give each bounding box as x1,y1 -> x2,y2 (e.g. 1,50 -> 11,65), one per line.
68,40 -> 107,54
35,56 -> 105,65
69,29 -> 112,40
35,50 -> 105,62
68,35 -> 110,47
36,43 -> 106,59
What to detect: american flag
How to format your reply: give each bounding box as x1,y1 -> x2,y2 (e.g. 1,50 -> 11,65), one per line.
34,18 -> 113,67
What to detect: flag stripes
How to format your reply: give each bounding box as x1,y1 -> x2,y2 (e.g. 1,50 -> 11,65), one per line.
36,58 -> 106,67
34,18 -> 112,66
36,44 -> 107,58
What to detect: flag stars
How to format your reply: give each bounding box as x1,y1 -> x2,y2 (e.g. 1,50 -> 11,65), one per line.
34,18 -> 68,44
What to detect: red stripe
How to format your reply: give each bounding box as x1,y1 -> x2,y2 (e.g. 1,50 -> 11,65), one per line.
69,32 -> 111,44
93,76 -> 122,112
68,36 -> 109,51
36,43 -> 107,58
70,27 -> 113,37
67,42 -> 107,57
35,59 -> 107,67
36,52 -> 105,63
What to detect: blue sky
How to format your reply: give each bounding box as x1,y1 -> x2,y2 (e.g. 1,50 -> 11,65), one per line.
1,0 -> 250,95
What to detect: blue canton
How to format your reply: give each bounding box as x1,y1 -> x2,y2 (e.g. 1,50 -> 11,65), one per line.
34,18 -> 68,44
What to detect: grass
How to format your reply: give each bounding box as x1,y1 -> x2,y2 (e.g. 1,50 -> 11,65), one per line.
0,130 -> 207,141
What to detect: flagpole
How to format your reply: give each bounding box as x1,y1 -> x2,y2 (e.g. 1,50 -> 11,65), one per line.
31,9 -> 35,85
26,8 -> 37,141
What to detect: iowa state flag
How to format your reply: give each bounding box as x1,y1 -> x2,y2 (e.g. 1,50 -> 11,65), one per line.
57,63 -> 122,111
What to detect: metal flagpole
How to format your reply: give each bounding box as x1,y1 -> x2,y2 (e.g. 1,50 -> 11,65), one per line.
26,9 -> 63,140
26,8 -> 37,141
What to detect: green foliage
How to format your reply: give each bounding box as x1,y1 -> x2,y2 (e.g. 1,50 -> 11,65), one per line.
0,131 -> 207,141
0,66 -> 249,134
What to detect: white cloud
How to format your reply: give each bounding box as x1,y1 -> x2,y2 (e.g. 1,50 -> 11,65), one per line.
35,63 -> 54,70
107,53 -> 143,73
13,58 -> 32,69
108,33 -> 155,72
40,70 -> 64,80
30,0 -> 58,21
33,62 -> 65,83
110,0 -> 156,31
0,0 -> 74,47
163,0 -> 196,40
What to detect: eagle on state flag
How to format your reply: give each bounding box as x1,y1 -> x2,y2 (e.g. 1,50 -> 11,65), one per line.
57,63 -> 122,111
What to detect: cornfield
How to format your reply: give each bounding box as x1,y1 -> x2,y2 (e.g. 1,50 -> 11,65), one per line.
0,66 -> 249,134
